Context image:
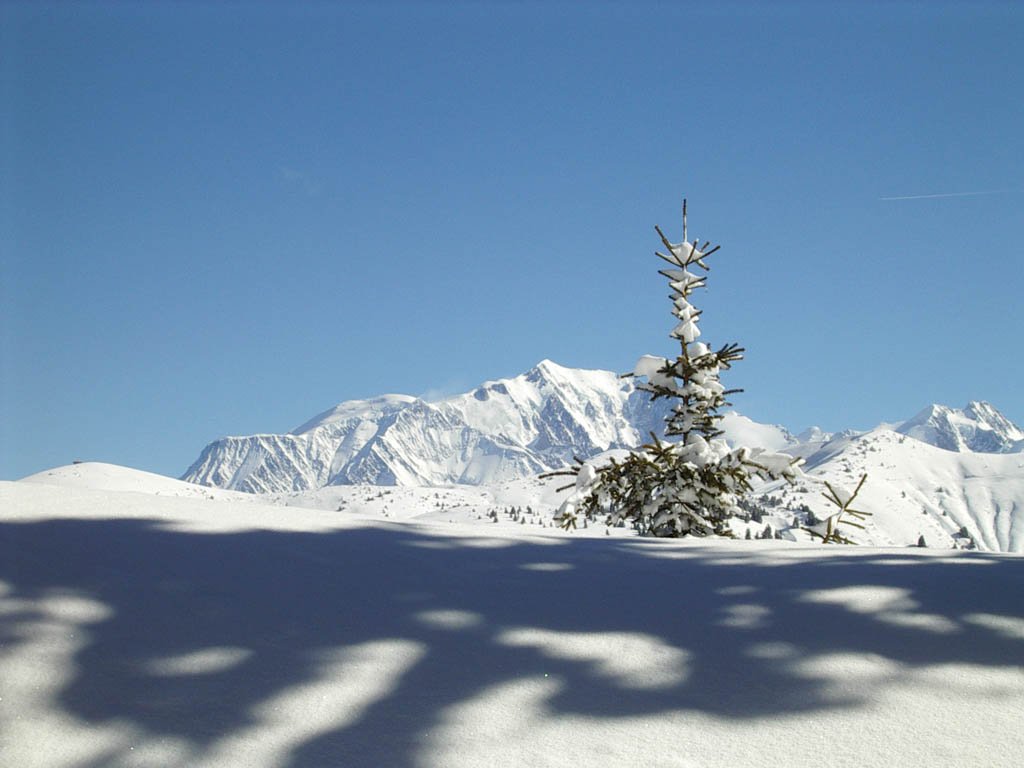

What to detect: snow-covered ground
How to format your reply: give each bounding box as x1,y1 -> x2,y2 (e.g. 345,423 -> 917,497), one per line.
3,465 -> 1023,767
766,429 -> 1024,552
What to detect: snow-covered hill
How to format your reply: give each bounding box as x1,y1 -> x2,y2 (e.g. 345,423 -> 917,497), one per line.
21,462 -> 257,502
762,429 -> 1024,552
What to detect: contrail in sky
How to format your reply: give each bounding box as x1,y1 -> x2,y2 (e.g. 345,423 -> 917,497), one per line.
879,189 -> 1003,201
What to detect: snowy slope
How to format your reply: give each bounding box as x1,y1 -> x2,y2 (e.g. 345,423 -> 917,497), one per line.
762,429 -> 1024,552
262,435 -> 1024,554
2,477 -> 1022,768
20,462 -> 257,502
717,411 -> 795,452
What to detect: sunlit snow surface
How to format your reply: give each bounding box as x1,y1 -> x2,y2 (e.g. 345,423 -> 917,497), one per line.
2,466 -> 1023,768
766,429 -> 1024,552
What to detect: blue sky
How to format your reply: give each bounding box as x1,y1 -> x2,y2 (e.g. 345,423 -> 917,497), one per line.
2,1 -> 1022,480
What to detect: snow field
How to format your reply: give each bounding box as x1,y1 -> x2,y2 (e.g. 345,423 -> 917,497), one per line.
2,474 -> 1023,768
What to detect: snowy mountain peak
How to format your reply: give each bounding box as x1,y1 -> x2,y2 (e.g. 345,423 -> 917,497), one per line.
896,401 -> 1023,453
964,400 -> 1024,437
183,362 -> 665,493
795,426 -> 831,443
291,394 -> 418,435
530,358 -> 563,375
523,359 -> 620,389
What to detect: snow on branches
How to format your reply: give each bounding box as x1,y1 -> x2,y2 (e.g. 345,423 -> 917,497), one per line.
549,202 -> 801,537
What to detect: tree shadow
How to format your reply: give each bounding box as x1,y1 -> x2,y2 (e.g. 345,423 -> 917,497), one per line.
1,516 -> 1022,766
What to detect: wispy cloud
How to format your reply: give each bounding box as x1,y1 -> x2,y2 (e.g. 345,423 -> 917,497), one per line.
879,189 -> 1003,201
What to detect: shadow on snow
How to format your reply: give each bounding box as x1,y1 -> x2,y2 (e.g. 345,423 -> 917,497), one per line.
1,516 -> 1022,766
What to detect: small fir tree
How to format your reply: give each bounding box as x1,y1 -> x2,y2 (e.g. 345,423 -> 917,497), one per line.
804,473 -> 871,544
548,202 -> 800,537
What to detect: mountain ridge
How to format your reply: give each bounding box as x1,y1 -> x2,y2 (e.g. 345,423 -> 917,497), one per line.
183,361 -> 669,492
182,361 -> 1023,495
896,401 -> 1024,453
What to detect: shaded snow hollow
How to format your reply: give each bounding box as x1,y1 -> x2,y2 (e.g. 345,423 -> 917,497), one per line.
2,469 -> 1023,768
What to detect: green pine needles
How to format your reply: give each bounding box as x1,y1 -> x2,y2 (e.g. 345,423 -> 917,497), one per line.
549,202 -> 801,537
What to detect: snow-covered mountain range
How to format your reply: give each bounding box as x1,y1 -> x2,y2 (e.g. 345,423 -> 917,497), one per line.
183,360 -> 1023,492
894,401 -> 1024,453
183,361 -> 670,492
180,361 -> 1024,552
